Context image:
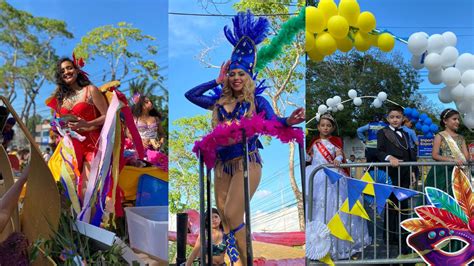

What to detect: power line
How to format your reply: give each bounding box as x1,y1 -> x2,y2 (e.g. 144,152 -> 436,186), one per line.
168,12 -> 297,17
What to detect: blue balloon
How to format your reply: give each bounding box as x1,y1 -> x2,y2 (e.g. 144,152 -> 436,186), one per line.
404,107 -> 412,116
416,122 -> 422,130
430,124 -> 438,132
419,113 -> 428,121
424,117 -> 432,125
426,132 -> 434,138
422,125 -> 430,134
412,110 -> 419,118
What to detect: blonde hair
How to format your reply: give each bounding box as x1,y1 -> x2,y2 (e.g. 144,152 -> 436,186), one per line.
212,73 -> 256,127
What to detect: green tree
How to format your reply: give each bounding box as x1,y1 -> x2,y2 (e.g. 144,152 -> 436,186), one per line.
234,0 -> 306,230
0,0 -> 73,121
169,114 -> 212,213
74,22 -> 160,82
306,51 -> 422,141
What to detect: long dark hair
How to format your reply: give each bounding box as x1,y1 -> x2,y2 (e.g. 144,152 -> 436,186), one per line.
54,57 -> 91,104
132,95 -> 162,120
205,207 -> 223,231
440,108 -> 460,128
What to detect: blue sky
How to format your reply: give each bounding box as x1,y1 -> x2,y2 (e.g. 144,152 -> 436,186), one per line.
7,0 -> 168,116
169,0 -> 305,220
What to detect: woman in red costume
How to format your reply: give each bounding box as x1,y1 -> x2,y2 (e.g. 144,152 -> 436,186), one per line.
49,57 -> 108,198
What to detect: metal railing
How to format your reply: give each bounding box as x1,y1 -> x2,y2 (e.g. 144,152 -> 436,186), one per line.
197,128 -> 306,265
306,161 -> 472,265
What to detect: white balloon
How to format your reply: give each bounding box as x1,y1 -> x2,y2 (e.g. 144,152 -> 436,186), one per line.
337,103 -> 344,111
451,83 -> 465,101
440,46 -> 459,67
411,55 -> 424,70
424,53 -> 442,71
461,70 -> 474,86
353,97 -> 362,106
316,113 -> 321,121
456,100 -> 471,114
442,67 -> 461,86
456,53 -> 473,74
377,92 -> 388,102
438,86 -> 453,103
428,69 -> 443,85
328,107 -> 333,112
348,89 -> 357,99
463,112 -> 474,129
420,32 -> 429,38
442,31 -> 457,47
373,98 -> 382,108
333,96 -> 342,104
463,84 -> 474,101
326,98 -> 335,107
318,104 -> 328,114
408,32 -> 428,56
377,91 -> 388,101
427,34 -> 447,54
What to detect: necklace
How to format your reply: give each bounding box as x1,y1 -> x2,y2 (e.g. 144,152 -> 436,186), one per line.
394,131 -> 409,150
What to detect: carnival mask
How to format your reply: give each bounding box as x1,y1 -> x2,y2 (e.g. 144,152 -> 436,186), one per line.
401,167 -> 474,265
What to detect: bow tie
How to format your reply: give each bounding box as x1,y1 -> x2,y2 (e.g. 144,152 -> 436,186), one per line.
394,128 -> 403,132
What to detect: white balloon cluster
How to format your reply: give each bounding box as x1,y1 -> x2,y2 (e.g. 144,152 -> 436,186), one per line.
315,90 -> 388,120
408,31 -> 474,130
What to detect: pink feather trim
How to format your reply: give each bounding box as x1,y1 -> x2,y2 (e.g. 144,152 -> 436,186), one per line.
193,113 -> 304,169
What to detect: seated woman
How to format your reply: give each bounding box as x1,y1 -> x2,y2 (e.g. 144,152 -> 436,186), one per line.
186,208 -> 226,266
131,94 -> 165,151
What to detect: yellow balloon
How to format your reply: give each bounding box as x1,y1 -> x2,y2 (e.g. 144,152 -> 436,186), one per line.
354,32 -> 371,52
367,33 -> 378,46
378,33 -> 395,52
327,15 -> 349,39
318,0 -> 338,21
338,0 -> 360,26
306,31 -> 316,52
336,37 -> 353,52
315,32 -> 337,56
357,11 -> 376,33
307,48 -> 325,62
306,6 -> 326,33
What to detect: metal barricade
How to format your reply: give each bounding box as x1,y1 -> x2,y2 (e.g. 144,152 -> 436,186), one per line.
306,161 -> 472,265
197,129 -> 306,265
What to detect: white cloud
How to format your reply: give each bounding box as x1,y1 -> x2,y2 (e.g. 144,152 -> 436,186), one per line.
254,189 -> 272,199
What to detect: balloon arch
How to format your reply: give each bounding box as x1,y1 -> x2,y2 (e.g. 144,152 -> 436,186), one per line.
305,0 -> 474,131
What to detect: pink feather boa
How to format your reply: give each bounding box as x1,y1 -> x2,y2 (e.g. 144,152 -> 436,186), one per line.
193,113 -> 304,169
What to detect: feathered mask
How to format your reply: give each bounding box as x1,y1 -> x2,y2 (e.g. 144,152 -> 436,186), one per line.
224,10 -> 270,76
401,167 -> 474,265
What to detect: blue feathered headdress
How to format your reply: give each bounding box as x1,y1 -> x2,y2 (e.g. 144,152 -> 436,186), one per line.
224,10 -> 270,76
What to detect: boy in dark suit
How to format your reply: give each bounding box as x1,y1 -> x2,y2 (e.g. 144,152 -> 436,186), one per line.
377,105 -> 413,255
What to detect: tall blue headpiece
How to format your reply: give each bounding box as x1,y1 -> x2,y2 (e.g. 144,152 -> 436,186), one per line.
224,10 -> 270,76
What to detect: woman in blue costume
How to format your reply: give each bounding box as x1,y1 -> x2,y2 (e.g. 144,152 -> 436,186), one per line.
185,11 -> 304,265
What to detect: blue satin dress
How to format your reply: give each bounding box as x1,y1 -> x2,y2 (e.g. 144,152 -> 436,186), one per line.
185,79 -> 288,175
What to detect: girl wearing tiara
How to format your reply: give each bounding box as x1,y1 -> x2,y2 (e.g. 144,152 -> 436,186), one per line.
185,11 -> 304,265
306,113 -> 370,260
425,108 -> 470,194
